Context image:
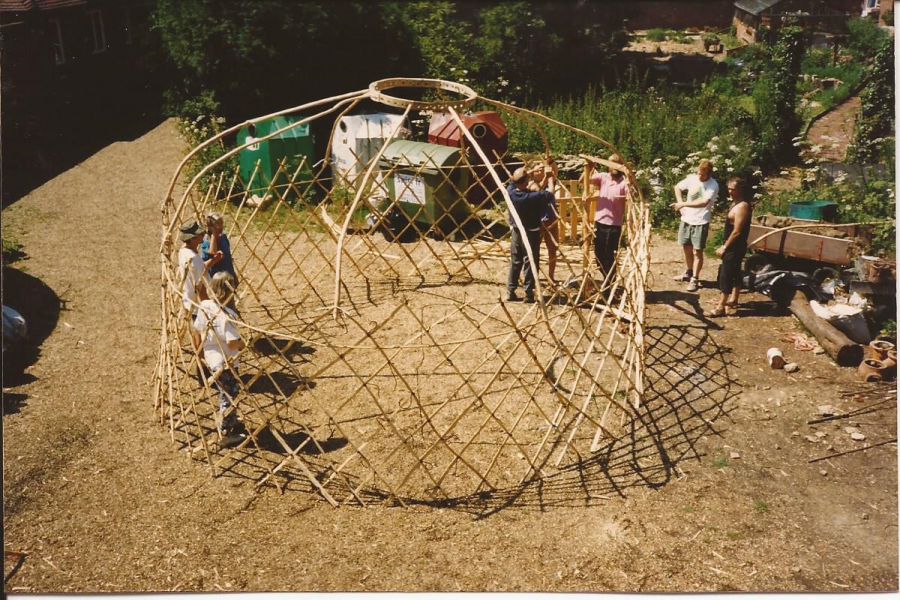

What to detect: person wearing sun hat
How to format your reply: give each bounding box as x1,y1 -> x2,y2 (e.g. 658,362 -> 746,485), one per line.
586,153 -> 630,285
177,219 -> 222,326
506,165 -> 555,303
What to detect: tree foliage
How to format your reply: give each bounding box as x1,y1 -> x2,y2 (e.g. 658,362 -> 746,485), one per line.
752,26 -> 805,168
854,36 -> 895,164
152,0 -> 416,120
151,0 -> 629,120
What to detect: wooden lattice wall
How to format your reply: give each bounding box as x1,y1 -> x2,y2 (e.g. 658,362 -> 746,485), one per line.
153,79 -> 651,506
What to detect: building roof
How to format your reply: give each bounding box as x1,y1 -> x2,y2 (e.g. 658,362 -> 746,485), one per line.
0,0 -> 86,12
734,0 -> 783,15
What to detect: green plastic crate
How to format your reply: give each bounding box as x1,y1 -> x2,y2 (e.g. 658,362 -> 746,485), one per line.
788,201 -> 838,222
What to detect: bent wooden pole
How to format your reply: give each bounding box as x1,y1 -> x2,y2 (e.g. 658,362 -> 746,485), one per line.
788,291 -> 863,367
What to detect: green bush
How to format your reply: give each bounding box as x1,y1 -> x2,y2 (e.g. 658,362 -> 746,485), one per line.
507,77 -> 756,227
646,28 -> 668,42
1,237 -> 25,266
847,17 -> 890,60
670,30 -> 691,43
854,36 -> 895,163
753,26 -> 805,168
175,93 -> 238,199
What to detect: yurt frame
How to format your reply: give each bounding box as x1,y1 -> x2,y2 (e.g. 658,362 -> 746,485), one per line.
153,78 -> 651,507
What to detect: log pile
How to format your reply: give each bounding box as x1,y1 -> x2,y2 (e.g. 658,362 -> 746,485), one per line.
788,291 -> 863,367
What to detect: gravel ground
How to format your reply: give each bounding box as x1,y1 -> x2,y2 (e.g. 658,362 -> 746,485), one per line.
2,119 -> 896,593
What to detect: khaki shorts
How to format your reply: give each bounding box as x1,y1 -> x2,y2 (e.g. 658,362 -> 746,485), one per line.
678,221 -> 709,249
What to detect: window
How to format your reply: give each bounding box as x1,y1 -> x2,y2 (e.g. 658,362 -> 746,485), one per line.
88,9 -> 106,53
867,0 -> 879,9
49,17 -> 65,65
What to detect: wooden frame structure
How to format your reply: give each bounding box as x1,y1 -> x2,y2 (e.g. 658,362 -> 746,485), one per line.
153,78 -> 651,506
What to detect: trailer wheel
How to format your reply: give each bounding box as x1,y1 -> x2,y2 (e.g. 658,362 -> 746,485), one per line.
812,267 -> 840,284
381,209 -> 418,243
744,253 -> 775,274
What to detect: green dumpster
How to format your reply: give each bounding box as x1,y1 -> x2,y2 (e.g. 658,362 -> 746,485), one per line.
237,116 -> 315,203
378,140 -> 471,238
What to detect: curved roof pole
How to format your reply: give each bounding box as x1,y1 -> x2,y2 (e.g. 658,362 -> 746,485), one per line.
331,102 -> 413,319
162,88 -> 368,217
446,105 -> 552,322
162,91 -> 368,253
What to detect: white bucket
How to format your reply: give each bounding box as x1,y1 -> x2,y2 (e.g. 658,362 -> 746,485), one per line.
810,300 -> 872,344
767,347 -> 785,369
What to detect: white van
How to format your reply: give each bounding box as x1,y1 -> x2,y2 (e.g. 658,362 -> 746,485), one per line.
330,114 -> 410,190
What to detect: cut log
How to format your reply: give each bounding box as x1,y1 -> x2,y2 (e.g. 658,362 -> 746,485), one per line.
789,291 -> 863,367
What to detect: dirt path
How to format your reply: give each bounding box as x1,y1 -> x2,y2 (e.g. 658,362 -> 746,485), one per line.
2,121 -> 896,592
806,96 -> 862,163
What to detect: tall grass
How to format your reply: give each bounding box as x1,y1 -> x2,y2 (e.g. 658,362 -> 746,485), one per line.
508,76 -> 757,225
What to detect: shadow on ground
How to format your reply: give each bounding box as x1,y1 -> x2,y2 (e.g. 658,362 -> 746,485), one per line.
423,323 -> 740,517
2,266 -> 61,412
165,314 -> 738,515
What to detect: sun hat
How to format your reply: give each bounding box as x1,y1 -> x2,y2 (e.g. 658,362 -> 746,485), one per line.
511,167 -> 529,184
179,219 -> 205,242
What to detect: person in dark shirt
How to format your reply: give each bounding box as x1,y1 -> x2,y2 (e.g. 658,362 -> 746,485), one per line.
506,166 -> 555,303
708,176 -> 752,317
201,212 -> 238,287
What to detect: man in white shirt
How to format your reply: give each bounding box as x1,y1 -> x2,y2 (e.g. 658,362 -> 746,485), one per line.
177,220 -> 221,347
671,159 -> 719,292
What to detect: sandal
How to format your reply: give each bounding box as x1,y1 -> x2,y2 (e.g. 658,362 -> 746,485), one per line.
725,304 -> 739,316
705,306 -> 727,318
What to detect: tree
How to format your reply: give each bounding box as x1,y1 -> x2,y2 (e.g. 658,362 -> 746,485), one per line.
854,36 -> 895,163
152,0 -> 413,121
752,26 -> 805,168
152,1 -> 630,120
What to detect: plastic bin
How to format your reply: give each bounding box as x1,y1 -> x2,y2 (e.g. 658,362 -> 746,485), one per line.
378,140 -> 471,237
788,201 -> 838,222
330,113 -> 410,190
237,116 -> 315,203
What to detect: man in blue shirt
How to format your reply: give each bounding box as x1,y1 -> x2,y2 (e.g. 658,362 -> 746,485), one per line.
506,167 -> 555,303
201,212 -> 238,286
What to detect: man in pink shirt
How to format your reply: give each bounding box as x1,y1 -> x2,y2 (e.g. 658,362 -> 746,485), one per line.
586,154 -> 629,283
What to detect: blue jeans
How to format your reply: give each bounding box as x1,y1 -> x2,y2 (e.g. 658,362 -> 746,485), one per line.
214,369 -> 240,434
508,226 -> 542,297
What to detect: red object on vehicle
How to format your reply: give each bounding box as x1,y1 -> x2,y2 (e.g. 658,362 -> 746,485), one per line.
428,112 -> 509,206
428,111 -> 508,162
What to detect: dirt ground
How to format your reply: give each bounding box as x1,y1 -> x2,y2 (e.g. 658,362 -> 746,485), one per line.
3,119 -> 897,593
626,31 -> 731,62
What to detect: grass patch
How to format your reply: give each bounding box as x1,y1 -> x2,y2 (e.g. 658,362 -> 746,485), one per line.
1,237 -> 26,266
753,499 -> 770,514
646,28 -> 668,42
735,95 -> 755,115
712,456 -> 729,469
